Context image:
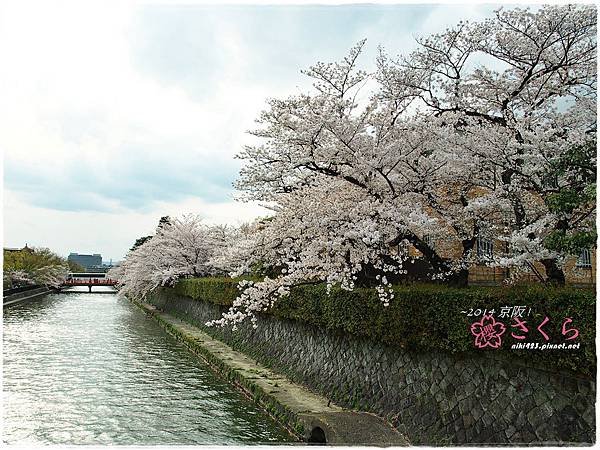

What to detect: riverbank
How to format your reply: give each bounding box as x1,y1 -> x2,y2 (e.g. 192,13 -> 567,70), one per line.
130,297 -> 409,445
3,286 -> 51,307
145,284 -> 595,445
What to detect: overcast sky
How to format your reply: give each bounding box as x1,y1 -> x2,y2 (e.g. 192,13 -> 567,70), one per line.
2,1 -> 511,261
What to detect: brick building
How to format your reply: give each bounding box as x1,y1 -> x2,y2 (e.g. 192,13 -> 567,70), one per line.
400,235 -> 595,287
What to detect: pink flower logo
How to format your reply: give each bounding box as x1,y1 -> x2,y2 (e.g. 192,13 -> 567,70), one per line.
470,314 -> 506,349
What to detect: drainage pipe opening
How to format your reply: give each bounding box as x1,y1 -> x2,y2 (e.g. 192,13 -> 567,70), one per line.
308,426 -> 327,444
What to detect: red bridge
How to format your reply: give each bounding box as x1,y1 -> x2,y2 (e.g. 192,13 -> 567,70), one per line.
62,273 -> 118,292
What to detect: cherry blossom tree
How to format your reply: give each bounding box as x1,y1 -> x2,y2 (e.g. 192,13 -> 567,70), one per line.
235,47 -> 500,285
236,4 -> 596,286
212,4 -> 596,327
111,215 -> 229,299
209,180 -> 442,329
375,4 -> 596,283
33,264 -> 70,288
3,270 -> 33,289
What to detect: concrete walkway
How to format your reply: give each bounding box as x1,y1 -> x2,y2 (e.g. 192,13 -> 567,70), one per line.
133,300 -> 409,446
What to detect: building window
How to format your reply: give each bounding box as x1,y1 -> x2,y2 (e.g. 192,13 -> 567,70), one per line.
396,241 -> 409,259
576,248 -> 592,268
423,235 -> 434,249
477,236 -> 494,259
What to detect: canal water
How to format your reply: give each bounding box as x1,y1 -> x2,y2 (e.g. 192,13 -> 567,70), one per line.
3,289 -> 293,445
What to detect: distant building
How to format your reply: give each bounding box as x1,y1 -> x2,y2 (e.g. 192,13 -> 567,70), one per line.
4,244 -> 34,254
68,253 -> 102,270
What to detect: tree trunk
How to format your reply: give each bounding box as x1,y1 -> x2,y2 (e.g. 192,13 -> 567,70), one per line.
540,259 -> 566,286
390,233 -> 473,286
446,268 -> 469,287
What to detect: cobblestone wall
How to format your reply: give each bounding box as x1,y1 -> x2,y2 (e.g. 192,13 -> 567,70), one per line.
147,289 -> 595,445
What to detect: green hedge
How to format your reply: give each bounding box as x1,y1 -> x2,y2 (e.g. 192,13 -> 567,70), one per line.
174,277 -> 596,377
174,276 -> 244,306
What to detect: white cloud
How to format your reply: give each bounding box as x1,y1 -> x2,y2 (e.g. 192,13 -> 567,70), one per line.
1,2 -> 282,209
0,1 -> 280,259
0,0 -> 277,184
1,0 -> 506,259
3,188 -> 269,261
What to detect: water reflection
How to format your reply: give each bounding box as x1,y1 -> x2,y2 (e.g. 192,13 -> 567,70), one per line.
3,292 -> 293,445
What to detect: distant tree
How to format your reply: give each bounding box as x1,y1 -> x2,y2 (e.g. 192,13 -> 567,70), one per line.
111,215 -> 228,299
158,216 -> 171,229
129,216 -> 173,252
3,247 -> 70,289
130,236 -> 152,252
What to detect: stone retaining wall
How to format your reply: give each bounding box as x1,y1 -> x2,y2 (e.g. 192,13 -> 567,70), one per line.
147,288 -> 595,445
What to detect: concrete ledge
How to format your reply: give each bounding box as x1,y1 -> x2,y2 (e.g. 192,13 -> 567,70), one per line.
131,298 -> 409,446
3,287 -> 50,307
